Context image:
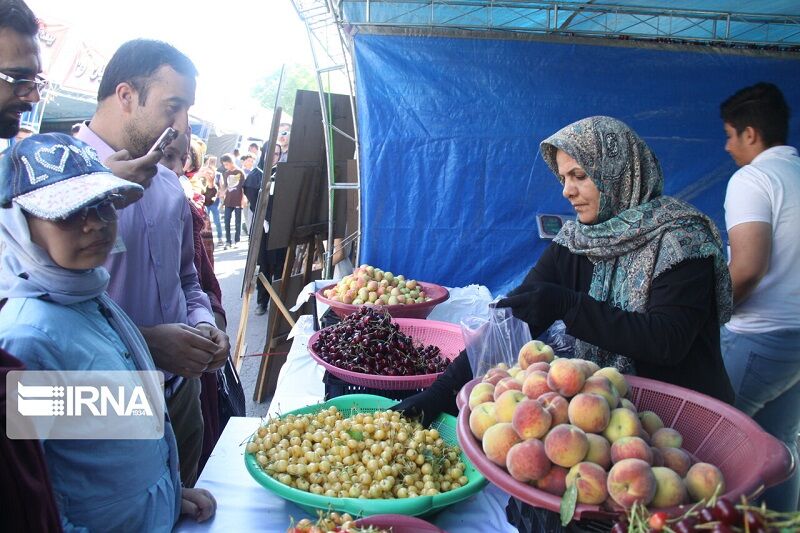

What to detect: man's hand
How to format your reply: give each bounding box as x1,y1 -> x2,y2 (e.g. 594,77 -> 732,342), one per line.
180,487 -> 216,522
139,323 -> 219,377
104,149 -> 162,187
196,322 -> 231,371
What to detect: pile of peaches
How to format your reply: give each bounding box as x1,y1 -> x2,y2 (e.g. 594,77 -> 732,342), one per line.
466,341 -> 726,510
321,264 -> 432,306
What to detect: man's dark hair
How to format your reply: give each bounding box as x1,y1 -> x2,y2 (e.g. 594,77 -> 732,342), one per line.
220,154 -> 233,164
97,39 -> 198,104
0,0 -> 38,35
240,153 -> 253,161
720,82 -> 790,147
249,142 -> 259,150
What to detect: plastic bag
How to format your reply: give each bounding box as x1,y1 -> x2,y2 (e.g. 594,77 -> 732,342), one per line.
426,284 -> 494,325
217,356 -> 246,424
461,305 -> 532,378
545,320 -> 577,358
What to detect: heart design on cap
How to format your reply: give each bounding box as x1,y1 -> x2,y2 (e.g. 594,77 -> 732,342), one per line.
20,155 -> 49,185
34,144 -> 70,173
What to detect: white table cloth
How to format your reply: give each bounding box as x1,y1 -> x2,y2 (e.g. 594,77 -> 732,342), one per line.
174,315 -> 517,532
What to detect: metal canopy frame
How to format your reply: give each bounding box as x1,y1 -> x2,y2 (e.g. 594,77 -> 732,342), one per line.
289,0 -> 798,280
291,0 -> 361,278
340,1 -> 800,48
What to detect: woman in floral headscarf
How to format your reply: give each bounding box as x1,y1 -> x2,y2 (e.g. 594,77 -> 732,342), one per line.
396,116 -> 734,434
395,116 -> 735,533
496,115 -> 735,401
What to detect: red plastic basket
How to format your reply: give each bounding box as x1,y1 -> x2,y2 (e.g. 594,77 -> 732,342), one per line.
457,375 -> 794,521
315,281 -> 450,319
308,318 -> 465,390
354,514 -> 445,533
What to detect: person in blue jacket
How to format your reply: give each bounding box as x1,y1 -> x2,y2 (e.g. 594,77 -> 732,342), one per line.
0,133 -> 216,531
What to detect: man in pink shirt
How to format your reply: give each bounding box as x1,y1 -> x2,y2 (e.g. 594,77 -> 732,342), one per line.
76,39 -> 230,487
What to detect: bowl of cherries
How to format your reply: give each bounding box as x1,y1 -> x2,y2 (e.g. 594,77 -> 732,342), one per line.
308,307 -> 465,389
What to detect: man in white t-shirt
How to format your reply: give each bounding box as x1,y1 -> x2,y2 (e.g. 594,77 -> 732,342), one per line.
720,82 -> 800,511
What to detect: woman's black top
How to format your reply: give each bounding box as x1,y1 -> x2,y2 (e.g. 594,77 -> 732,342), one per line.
518,242 -> 735,404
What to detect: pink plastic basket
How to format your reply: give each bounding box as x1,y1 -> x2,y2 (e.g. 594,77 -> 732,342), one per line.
315,281 -> 450,319
457,375 -> 794,521
354,514 -> 445,532
308,318 -> 465,390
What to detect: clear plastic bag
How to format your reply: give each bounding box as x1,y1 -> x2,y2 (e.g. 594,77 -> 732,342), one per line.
461,305 -> 532,378
545,320 -> 577,358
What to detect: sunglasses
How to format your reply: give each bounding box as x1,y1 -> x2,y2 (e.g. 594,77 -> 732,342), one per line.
58,194 -> 124,226
0,72 -> 48,97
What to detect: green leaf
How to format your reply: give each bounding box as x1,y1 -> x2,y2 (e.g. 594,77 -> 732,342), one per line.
560,483 -> 578,526
347,429 -> 364,442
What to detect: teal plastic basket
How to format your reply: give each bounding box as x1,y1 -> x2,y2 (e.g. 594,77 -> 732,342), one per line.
245,394 -> 488,517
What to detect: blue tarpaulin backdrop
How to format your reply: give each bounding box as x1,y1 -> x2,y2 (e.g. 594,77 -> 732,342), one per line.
354,33 -> 800,295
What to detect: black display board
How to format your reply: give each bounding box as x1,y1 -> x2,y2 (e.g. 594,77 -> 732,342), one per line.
265,89 -> 356,251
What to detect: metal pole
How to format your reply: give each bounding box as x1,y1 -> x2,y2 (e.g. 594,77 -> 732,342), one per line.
262,64 -> 286,170
292,0 -> 363,272
302,11 -> 338,278
274,64 -> 286,111
554,3 -> 559,31
338,17 -> 362,266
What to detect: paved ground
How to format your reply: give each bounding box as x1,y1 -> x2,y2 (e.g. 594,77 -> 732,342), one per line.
211,231 -> 271,418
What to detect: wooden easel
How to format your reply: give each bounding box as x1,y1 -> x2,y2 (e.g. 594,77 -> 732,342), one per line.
232,108 -> 283,371
247,89 -> 356,402
253,223 -> 326,402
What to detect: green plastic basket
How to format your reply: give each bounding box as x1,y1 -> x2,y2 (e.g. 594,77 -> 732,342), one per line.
245,394 -> 488,517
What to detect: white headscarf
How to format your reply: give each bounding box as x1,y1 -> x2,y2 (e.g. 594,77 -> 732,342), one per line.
0,196 -> 180,523
0,204 -> 156,375
0,204 -> 109,303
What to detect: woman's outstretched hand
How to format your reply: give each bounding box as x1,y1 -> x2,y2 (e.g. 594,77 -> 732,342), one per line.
392,351 -> 474,427
495,282 -> 579,337
392,387 -> 448,428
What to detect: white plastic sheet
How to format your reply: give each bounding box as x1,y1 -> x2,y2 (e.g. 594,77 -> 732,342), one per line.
426,284 -> 494,325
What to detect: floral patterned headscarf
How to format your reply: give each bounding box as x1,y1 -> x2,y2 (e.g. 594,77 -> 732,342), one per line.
540,116 -> 732,373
